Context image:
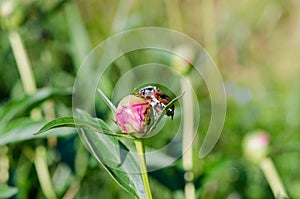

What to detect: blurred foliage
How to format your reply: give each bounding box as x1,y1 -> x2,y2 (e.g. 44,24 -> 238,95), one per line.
0,0 -> 300,198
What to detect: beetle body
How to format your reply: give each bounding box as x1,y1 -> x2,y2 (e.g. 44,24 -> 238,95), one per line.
136,86 -> 175,119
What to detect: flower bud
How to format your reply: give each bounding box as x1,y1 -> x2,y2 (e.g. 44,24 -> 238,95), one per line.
116,95 -> 150,135
242,130 -> 270,164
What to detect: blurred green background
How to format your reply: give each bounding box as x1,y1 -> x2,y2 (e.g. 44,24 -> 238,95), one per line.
1,0 -> 300,198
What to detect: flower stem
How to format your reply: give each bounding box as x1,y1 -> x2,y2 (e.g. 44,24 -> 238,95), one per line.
34,146 -> 58,199
134,139 -> 153,199
9,30 -> 42,120
259,158 -> 288,198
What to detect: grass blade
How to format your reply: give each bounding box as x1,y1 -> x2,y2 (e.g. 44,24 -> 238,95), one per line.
0,185 -> 18,198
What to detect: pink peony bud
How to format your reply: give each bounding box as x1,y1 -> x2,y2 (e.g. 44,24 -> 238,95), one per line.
116,95 -> 150,135
243,130 -> 270,164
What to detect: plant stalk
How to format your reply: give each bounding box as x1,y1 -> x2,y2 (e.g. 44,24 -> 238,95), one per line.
259,158 -> 288,198
134,139 -> 153,199
8,31 -> 42,120
34,146 -> 58,199
181,79 -> 195,199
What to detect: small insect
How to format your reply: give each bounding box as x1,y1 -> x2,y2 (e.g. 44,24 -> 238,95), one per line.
136,86 -> 175,119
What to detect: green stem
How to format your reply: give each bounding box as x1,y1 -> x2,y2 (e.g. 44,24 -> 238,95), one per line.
134,139 -> 153,199
8,30 -> 42,120
34,146 -> 57,199
259,158 -> 288,198
181,79 -> 195,199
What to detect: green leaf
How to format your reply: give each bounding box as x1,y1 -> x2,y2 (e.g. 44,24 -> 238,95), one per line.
35,112 -> 134,139
0,87 -> 72,131
0,119 -> 75,146
79,129 -> 146,199
0,185 -> 18,198
117,140 -> 130,167
35,117 -> 78,134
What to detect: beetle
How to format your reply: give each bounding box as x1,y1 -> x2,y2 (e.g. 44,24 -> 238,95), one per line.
136,86 -> 175,119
